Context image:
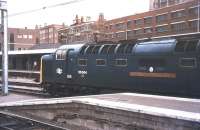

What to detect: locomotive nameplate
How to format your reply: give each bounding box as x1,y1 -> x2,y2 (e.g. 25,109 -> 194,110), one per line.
129,72 -> 176,78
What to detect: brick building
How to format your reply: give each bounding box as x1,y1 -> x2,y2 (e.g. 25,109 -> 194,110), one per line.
4,27 -> 39,50
101,0 -> 200,42
39,24 -> 64,44
58,14 -> 106,44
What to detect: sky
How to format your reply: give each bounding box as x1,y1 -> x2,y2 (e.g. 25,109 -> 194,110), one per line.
7,0 -> 150,29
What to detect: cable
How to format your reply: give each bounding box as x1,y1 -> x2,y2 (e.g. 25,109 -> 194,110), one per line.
8,0 -> 84,17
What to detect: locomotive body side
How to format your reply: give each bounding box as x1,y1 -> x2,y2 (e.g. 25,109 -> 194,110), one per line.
41,39 -> 200,97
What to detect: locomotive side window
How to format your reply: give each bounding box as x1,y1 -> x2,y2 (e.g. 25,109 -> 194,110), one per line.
96,59 -> 106,66
56,50 -> 66,60
115,59 -> 127,67
78,59 -> 87,66
179,58 -> 197,68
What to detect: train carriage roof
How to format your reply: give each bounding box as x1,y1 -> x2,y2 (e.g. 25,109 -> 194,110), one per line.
134,39 -> 177,55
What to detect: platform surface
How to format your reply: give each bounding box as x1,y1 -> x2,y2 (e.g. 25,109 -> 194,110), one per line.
0,93 -> 199,123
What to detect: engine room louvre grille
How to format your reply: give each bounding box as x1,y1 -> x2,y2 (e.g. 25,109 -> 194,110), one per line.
139,58 -> 166,67
79,45 -> 88,55
107,45 -> 117,54
175,41 -> 187,52
100,45 -> 110,54
185,40 -> 198,52
85,45 -> 95,54
124,43 -> 135,54
92,45 -> 101,54
78,59 -> 87,66
116,44 -> 127,54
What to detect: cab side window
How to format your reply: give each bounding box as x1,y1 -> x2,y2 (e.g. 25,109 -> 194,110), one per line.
56,50 -> 66,60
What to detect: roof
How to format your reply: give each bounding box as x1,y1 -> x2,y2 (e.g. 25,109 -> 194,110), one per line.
29,43 -> 61,50
0,49 -> 56,55
134,39 -> 177,55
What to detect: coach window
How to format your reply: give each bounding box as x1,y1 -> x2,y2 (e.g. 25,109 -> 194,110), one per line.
115,59 -> 127,67
179,58 -> 197,68
56,50 -> 66,60
96,59 -> 106,66
78,59 -> 87,66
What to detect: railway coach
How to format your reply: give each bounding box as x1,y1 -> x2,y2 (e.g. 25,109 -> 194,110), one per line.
40,39 -> 200,97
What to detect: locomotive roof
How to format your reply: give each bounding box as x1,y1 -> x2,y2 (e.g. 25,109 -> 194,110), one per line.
134,39 -> 177,55
58,43 -> 85,52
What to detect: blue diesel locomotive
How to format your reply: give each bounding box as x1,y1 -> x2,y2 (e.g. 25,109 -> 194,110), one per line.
40,39 -> 200,97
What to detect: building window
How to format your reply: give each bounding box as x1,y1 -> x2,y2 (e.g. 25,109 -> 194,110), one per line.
135,29 -> 143,35
189,7 -> 198,16
160,0 -> 167,7
114,59 -> 127,67
96,59 -> 106,66
189,20 -> 198,30
17,34 -> 22,39
144,28 -> 153,33
127,21 -> 132,29
23,35 -> 27,39
78,59 -> 87,66
115,32 -> 126,38
144,17 -> 152,25
156,25 -> 168,33
171,10 -> 185,19
156,14 -> 168,23
127,30 -> 134,38
115,23 -> 126,30
28,35 -> 33,39
135,19 -> 143,26
10,33 -> 15,43
109,25 -> 113,30
171,22 -> 187,32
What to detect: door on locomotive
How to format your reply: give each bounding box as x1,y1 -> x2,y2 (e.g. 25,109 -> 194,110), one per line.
54,48 -> 75,84
54,49 -> 67,83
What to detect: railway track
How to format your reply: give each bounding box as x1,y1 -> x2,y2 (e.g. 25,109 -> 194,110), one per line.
8,85 -> 49,97
0,111 -> 66,130
0,77 -> 49,97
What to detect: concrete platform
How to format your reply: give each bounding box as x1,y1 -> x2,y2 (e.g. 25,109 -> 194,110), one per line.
0,92 -> 43,103
0,93 -> 200,130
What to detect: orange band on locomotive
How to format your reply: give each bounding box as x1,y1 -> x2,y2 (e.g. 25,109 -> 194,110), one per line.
129,72 -> 176,78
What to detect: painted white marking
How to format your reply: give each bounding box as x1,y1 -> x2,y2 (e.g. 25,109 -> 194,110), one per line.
56,68 -> 63,75
149,66 -> 154,73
